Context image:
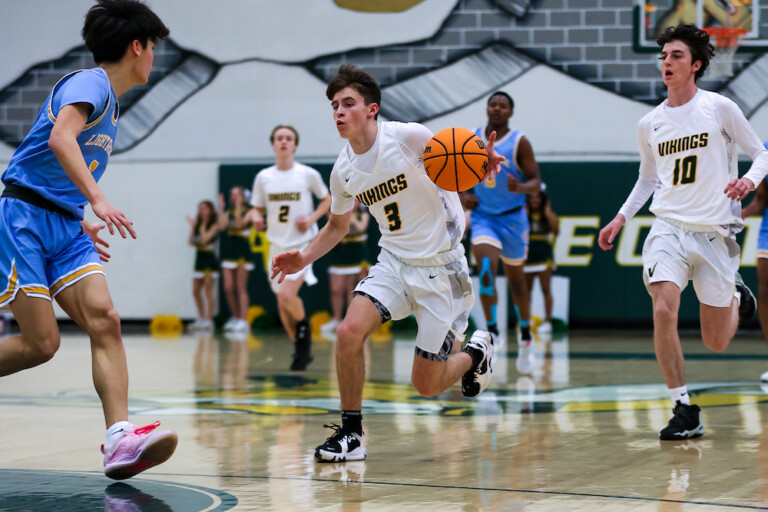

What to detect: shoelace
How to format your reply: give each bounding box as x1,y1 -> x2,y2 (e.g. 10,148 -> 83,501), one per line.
323,423 -> 356,441
100,421 -> 162,454
134,421 -> 162,435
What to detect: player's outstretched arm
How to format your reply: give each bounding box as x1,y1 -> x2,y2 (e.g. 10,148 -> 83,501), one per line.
271,209 -> 353,283
49,103 -> 135,239
598,214 -> 626,251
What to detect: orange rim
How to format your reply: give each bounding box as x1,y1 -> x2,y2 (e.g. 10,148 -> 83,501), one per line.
703,26 -> 747,48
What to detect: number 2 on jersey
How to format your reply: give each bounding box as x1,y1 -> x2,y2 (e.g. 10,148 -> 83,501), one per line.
672,155 -> 697,186
384,202 -> 402,231
278,205 -> 290,222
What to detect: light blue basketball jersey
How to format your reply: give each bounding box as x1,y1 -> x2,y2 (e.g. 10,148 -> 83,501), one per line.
471,127 -> 526,215
758,141 -> 768,256
2,68 -> 118,220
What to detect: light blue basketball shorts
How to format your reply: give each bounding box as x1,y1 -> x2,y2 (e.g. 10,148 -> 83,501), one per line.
0,197 -> 103,308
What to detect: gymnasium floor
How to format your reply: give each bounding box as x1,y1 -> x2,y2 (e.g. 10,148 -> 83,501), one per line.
2,326 -> 768,511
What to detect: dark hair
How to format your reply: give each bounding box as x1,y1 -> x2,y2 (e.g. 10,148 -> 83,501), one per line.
488,91 -> 514,110
657,24 -> 715,81
270,125 -> 300,146
82,0 -> 169,64
326,64 -> 382,120
196,200 -> 217,232
527,190 -> 549,213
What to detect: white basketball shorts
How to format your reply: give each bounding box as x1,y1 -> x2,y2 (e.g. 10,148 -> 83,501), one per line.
642,218 -> 739,307
354,246 -> 474,361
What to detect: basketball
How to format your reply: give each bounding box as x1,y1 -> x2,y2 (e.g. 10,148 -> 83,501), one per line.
423,127 -> 488,192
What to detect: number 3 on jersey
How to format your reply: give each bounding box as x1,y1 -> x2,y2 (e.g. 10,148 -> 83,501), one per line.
384,202 -> 402,231
672,155 -> 697,186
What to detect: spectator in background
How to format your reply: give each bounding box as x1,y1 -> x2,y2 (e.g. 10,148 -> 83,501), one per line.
187,200 -> 219,330
218,186 -> 254,333
524,186 -> 559,335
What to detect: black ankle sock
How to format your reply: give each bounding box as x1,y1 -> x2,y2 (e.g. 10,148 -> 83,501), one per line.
296,318 -> 310,344
341,410 -> 363,436
486,322 -> 499,336
520,326 -> 531,342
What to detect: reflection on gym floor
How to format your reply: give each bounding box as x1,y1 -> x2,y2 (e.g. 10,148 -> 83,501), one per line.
3,325 -> 768,511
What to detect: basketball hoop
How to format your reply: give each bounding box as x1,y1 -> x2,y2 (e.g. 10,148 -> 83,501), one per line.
703,26 -> 747,79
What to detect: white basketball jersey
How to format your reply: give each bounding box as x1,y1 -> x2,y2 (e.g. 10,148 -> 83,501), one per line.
642,90 -> 740,228
330,122 -> 465,260
251,163 -> 329,247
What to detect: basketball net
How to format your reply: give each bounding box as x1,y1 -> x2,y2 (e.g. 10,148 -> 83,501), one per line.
703,26 -> 747,79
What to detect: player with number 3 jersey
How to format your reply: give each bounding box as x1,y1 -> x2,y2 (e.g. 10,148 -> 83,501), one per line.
271,65 -> 505,463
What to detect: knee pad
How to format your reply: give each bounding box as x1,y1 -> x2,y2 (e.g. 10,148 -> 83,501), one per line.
479,257 -> 494,296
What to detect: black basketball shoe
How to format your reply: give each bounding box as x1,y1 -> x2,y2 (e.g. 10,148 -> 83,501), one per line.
314,424 -> 366,462
461,331 -> 494,397
659,402 -> 704,440
735,272 -> 757,320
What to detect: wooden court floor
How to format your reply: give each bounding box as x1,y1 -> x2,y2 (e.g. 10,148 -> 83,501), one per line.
3,327 -> 768,511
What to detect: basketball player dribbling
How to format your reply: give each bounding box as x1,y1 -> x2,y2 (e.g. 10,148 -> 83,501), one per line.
599,24 -> 768,440
0,0 -> 177,479
271,64 -> 504,462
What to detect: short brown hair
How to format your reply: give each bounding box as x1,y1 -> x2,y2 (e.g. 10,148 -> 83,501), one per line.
326,64 -> 382,120
657,24 -> 715,81
270,125 -> 299,146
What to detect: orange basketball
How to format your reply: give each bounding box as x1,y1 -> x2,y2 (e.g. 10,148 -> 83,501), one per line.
423,127 -> 488,192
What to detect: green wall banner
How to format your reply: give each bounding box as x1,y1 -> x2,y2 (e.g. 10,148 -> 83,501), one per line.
220,161 -> 760,328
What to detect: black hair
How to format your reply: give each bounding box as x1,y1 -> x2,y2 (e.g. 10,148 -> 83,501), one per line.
657,24 -> 715,81
488,91 -> 514,109
82,0 -> 169,64
326,64 -> 382,120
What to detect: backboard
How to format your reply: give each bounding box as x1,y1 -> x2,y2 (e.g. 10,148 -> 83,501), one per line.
634,0 -> 767,52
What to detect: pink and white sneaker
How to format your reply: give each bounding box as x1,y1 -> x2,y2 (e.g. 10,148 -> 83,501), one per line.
102,421 -> 178,480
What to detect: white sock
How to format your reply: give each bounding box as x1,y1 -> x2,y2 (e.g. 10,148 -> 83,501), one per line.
106,420 -> 133,446
668,385 -> 690,405
735,290 -> 742,306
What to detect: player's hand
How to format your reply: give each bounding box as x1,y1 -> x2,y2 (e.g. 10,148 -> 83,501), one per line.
252,215 -> 265,232
598,214 -> 626,251
507,175 -> 521,192
483,130 -> 505,183
724,177 -> 754,201
91,198 -> 135,239
271,249 -> 305,283
295,216 -> 311,233
81,219 -> 111,262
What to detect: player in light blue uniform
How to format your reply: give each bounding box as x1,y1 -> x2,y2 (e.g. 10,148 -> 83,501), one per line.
0,0 -> 176,480
462,91 -> 541,373
743,140 -> 768,381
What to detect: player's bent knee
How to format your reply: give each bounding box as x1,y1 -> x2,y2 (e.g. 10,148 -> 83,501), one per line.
411,375 -> 440,397
85,306 -> 121,338
702,333 -> 730,353
24,333 -> 61,365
